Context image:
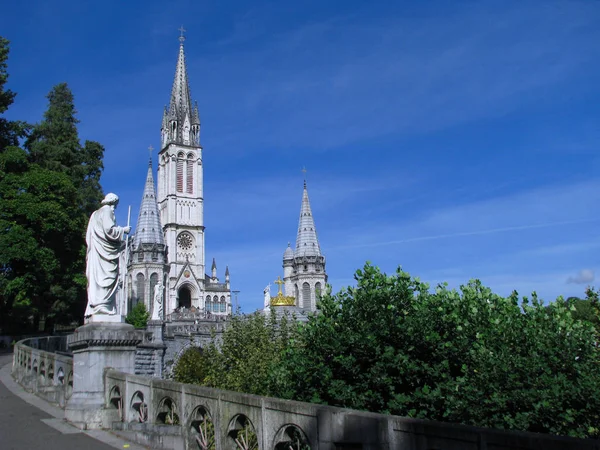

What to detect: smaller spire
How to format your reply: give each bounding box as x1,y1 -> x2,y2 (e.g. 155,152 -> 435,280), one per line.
225,265 -> 230,276
133,153 -> 164,248
294,179 -> 321,257
211,258 -> 217,270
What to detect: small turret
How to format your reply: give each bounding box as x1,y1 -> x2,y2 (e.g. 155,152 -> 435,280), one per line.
225,265 -> 230,282
211,258 -> 217,280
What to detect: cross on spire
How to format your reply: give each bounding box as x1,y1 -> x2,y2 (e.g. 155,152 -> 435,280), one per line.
148,145 -> 154,165
301,166 -> 307,188
178,25 -> 186,43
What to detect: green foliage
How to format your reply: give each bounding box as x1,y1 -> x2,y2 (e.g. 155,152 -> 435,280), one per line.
195,312 -> 298,396
126,302 -> 149,329
278,263 -> 600,439
0,43 -> 105,331
173,346 -> 210,385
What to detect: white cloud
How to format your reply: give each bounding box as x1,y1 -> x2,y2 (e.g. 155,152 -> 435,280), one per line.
567,269 -> 595,285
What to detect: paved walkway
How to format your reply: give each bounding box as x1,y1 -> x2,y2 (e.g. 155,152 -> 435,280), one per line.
0,353 -> 147,450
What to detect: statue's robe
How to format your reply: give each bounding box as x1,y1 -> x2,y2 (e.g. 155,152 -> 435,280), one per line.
84,205 -> 125,316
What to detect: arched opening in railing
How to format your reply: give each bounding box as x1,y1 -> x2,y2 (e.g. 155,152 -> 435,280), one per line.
228,414 -> 258,450
189,406 -> 215,450
273,424 -> 312,450
57,367 -> 65,385
32,359 -> 38,374
156,397 -> 180,425
48,364 -> 54,384
108,386 -> 124,421
27,356 -> 31,370
39,361 -> 46,383
130,391 -> 148,423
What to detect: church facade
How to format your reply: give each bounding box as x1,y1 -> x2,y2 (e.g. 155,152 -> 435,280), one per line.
127,37 -> 231,319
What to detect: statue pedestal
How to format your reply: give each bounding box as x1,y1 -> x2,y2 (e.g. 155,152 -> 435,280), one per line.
65,321 -> 142,429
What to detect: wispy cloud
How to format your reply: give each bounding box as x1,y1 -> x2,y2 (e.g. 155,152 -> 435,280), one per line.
567,269 -> 595,285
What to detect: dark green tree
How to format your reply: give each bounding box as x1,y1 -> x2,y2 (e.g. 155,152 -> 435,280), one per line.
0,37 -> 27,152
125,302 -> 150,329
278,263 -> 600,438
0,146 -> 82,332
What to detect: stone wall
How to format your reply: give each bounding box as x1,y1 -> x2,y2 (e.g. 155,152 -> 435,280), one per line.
104,369 -> 600,450
12,336 -> 74,408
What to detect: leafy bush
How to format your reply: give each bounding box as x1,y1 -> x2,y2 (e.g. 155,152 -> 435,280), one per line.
278,263 -> 600,438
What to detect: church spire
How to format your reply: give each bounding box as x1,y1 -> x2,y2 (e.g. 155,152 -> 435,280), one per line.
133,154 -> 164,248
161,28 -> 200,148
295,181 -> 321,257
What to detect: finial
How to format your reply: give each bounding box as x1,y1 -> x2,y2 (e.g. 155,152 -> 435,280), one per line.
178,25 -> 186,44
301,166 -> 307,188
148,145 -> 154,165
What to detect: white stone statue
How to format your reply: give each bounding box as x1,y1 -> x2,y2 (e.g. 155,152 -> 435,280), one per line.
84,193 -> 131,318
151,281 -> 164,321
263,283 -> 271,308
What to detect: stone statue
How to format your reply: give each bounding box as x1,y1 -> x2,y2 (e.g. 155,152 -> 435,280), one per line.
263,283 -> 271,308
151,281 -> 164,321
84,193 -> 131,318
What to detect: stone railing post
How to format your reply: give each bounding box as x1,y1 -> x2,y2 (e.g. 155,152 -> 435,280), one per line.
65,322 -> 142,429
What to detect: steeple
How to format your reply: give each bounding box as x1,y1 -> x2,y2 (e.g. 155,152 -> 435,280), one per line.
295,181 -> 321,257
133,157 -> 164,248
161,32 -> 200,148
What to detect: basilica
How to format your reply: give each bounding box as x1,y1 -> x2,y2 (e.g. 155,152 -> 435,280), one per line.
126,35 -> 327,319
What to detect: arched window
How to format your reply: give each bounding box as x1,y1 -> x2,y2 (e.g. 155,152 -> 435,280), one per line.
176,152 -> 184,192
315,282 -> 322,300
186,154 -> 194,194
220,296 -> 226,312
136,273 -> 145,306
205,295 -> 211,312
302,282 -> 311,309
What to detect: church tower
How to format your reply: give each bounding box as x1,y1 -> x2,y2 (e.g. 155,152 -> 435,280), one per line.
128,156 -> 168,318
283,180 -> 327,311
156,33 -> 230,315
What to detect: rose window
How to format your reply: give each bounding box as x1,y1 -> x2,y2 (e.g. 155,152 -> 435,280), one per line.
177,233 -> 193,251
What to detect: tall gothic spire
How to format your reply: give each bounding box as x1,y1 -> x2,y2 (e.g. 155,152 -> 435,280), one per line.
133,158 -> 164,247
161,31 -> 200,148
169,40 -> 194,124
295,181 -> 321,257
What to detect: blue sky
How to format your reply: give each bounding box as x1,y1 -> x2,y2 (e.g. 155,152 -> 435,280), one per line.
3,0 -> 600,311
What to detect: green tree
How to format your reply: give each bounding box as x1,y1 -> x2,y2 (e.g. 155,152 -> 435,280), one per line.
173,346 -> 210,385
196,311 -> 298,396
126,302 -> 150,329
0,36 -> 27,152
0,146 -> 82,332
280,263 -> 600,438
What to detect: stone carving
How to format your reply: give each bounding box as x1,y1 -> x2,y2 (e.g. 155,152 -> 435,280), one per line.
151,281 -> 164,321
84,193 -> 131,318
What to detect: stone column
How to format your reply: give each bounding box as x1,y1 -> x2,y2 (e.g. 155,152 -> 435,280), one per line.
135,320 -> 166,378
65,322 -> 142,429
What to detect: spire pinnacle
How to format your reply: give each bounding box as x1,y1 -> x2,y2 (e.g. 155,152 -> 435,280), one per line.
133,155 -> 164,248
178,25 -> 186,44
295,180 -> 321,257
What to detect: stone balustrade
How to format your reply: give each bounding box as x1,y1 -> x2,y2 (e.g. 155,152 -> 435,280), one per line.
104,369 -> 599,450
12,336 -> 74,408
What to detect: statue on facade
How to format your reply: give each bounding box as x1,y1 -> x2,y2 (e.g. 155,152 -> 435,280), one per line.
151,281 -> 164,321
263,283 -> 271,308
84,193 -> 131,318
